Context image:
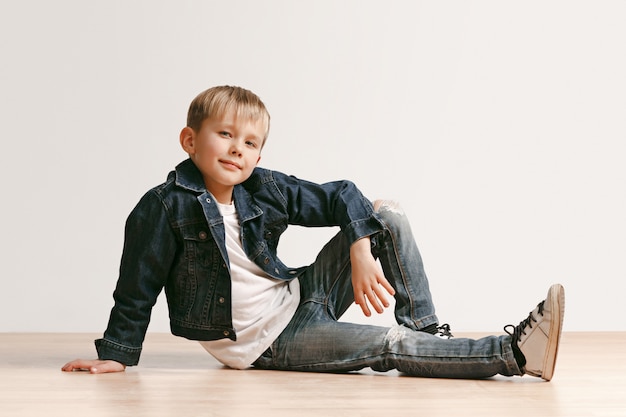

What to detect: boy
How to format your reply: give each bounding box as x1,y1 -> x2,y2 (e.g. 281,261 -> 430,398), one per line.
63,86 -> 565,380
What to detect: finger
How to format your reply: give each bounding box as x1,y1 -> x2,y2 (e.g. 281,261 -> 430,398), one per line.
360,303 -> 372,317
366,291 -> 384,314
373,286 -> 390,309
355,292 -> 372,317
62,359 -> 94,372
378,275 -> 396,296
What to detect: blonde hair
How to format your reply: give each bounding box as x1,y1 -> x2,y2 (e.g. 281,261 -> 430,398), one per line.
187,86 -> 270,144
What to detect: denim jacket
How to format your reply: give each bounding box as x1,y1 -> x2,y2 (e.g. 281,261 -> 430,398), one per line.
95,158 -> 384,365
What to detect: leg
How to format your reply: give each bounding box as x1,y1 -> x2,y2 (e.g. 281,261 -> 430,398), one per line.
255,285 -> 565,379
253,207 -> 518,378
294,200 -> 439,331
370,200 -> 439,330
255,198 -> 564,380
254,302 -> 520,379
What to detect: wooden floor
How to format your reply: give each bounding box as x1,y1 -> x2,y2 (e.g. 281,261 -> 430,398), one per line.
1,332 -> 624,417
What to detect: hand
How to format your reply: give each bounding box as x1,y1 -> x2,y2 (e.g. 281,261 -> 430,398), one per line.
350,237 -> 395,317
61,359 -> 126,374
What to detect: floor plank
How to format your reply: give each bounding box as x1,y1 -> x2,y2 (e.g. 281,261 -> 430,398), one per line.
0,332 -> 623,417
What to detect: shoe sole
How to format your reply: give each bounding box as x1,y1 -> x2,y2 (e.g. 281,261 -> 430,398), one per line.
542,283 -> 565,381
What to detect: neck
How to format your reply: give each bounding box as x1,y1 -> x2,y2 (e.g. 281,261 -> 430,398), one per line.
206,186 -> 233,205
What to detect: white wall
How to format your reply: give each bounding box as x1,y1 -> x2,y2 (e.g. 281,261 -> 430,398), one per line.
1,1 -> 624,333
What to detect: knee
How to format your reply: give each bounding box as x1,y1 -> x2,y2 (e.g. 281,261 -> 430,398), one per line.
373,199 -> 405,216
384,324 -> 409,347
372,200 -> 411,235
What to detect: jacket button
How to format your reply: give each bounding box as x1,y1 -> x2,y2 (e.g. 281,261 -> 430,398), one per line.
218,297 -> 225,304
223,330 -> 230,336
198,231 -> 207,240
206,198 -> 211,203
264,257 -> 270,265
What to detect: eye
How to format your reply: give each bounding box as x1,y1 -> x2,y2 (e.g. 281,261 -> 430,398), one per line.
219,131 -> 232,138
246,140 -> 259,148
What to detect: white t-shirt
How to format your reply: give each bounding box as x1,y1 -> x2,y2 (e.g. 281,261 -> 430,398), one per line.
199,201 -> 300,369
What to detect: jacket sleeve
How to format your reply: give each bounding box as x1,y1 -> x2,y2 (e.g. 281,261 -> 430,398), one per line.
95,189 -> 177,366
273,170 -> 384,245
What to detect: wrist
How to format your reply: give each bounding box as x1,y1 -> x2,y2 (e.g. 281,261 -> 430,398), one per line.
350,236 -> 371,257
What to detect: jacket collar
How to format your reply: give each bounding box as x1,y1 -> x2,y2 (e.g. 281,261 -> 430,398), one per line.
174,158 -> 207,193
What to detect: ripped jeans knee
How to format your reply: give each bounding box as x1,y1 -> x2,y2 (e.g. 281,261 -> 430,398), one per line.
373,199 -> 405,216
384,324 -> 409,347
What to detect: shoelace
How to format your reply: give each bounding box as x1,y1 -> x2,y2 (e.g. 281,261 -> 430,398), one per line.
437,323 -> 454,338
504,300 -> 545,342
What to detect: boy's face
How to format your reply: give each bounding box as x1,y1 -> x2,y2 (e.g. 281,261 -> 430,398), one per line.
180,112 -> 264,204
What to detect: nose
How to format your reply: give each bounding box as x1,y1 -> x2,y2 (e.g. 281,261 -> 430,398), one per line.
230,140 -> 243,156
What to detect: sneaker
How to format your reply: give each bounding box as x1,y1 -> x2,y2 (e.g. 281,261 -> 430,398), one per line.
421,323 -> 454,339
504,283 -> 565,381
436,323 -> 454,339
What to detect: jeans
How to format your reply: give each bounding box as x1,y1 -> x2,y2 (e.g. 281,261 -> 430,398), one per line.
253,201 -> 521,378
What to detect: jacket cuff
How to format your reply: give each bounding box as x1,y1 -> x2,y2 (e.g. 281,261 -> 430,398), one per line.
343,215 -> 384,245
95,338 -> 142,366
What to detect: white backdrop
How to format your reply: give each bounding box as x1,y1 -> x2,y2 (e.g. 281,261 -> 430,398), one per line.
1,1 -> 624,334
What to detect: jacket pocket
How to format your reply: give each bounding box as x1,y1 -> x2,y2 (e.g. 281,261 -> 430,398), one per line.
171,223 -> 221,322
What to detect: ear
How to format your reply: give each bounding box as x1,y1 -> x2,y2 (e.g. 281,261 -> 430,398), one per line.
256,154 -> 261,165
180,127 -> 196,154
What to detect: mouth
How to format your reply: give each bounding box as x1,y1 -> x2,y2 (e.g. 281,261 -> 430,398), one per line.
219,159 -> 242,170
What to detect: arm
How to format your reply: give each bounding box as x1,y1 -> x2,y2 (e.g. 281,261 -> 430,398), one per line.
271,170 -> 384,244
63,190 -> 176,372
265,170 -> 392,315
97,190 -> 176,364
